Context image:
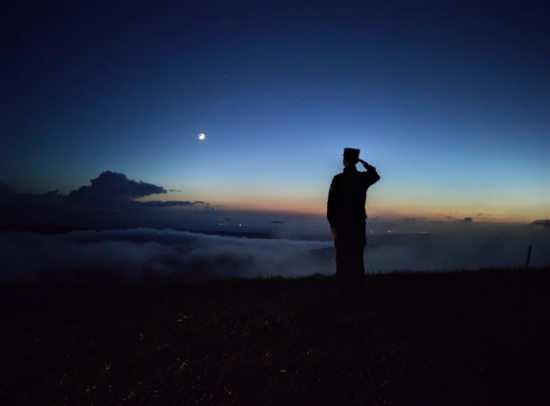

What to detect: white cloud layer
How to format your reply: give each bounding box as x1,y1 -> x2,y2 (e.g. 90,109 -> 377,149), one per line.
0,226 -> 548,284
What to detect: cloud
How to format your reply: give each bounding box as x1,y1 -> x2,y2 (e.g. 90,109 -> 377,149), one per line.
67,171 -> 166,203
0,183 -> 15,198
140,200 -> 206,208
403,217 -> 416,222
272,220 -> 285,224
532,220 -> 550,228
0,229 -> 334,284
0,182 -> 63,204
477,213 -> 484,216
1,225 -> 549,285
364,225 -> 550,273
463,217 -> 473,222
0,172 -> 212,227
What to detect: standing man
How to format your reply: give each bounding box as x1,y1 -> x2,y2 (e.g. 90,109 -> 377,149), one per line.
327,148 -> 380,294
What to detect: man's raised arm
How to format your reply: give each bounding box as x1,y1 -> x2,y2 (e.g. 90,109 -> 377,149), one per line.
359,159 -> 380,187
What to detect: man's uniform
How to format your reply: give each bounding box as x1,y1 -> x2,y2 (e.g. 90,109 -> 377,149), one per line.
327,149 -> 380,293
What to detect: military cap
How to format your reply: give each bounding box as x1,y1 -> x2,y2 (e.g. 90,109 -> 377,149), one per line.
343,148 -> 360,163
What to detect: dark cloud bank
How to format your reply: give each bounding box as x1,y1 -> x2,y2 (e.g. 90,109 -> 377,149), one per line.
0,172 -> 213,229
68,171 -> 166,201
1,172 -> 549,285
1,171 -> 207,211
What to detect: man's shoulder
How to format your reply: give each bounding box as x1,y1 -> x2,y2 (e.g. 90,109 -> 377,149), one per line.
331,173 -> 344,184
330,173 -> 342,192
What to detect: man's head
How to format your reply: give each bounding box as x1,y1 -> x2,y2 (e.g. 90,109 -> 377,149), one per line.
343,148 -> 360,166
343,158 -> 355,167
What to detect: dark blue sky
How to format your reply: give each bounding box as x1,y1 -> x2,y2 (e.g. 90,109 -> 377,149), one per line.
2,0 -> 549,222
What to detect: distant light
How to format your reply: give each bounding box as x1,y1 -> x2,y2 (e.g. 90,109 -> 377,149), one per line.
388,230 -> 392,233
370,230 -> 373,233
239,224 -> 242,227
198,133 -> 205,140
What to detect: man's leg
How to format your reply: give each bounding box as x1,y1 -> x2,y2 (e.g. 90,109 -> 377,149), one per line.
349,226 -> 366,294
351,246 -> 365,294
335,223 -> 366,295
335,241 -> 354,295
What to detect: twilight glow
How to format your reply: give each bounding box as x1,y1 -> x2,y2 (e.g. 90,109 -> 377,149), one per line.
1,1 -> 549,224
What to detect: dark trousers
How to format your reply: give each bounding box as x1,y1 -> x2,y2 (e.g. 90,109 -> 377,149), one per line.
334,223 -> 366,294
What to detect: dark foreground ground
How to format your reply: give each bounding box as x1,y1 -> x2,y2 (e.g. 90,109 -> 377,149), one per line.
1,269 -> 549,405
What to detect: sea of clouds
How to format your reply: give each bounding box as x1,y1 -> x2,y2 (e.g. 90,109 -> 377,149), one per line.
1,225 -> 549,285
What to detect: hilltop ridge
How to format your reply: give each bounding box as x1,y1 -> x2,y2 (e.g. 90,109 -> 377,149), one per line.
2,268 -> 549,405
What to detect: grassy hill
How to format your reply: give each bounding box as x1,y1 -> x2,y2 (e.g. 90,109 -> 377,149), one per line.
2,268 -> 549,405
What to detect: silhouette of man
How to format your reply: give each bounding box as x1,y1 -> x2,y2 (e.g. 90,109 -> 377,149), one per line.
327,148 -> 380,295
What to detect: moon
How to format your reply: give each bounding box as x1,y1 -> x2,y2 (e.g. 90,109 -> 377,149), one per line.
198,133 -> 205,140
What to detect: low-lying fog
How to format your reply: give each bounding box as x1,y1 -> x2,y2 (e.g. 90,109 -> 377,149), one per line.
1,222 -> 548,284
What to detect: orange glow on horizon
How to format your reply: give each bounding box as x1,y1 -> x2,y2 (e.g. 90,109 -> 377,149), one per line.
138,193 -> 546,224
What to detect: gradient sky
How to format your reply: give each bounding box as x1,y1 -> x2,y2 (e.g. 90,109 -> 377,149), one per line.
2,0 -> 549,223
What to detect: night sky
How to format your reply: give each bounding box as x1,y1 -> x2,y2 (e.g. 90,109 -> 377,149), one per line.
2,0 -> 549,223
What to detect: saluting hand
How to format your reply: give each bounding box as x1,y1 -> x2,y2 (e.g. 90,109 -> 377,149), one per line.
359,159 -> 373,169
